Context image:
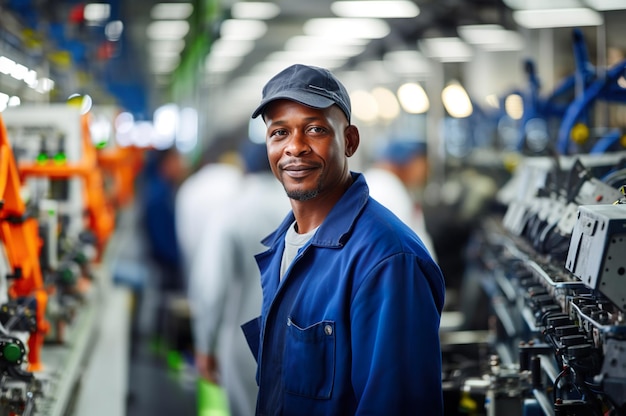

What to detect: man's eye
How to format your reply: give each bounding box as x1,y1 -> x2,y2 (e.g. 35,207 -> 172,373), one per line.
270,129 -> 287,139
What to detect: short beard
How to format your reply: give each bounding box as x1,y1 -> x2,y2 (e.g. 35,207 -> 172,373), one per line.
285,188 -> 319,201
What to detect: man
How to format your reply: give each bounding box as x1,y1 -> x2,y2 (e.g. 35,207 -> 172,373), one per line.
190,139 -> 290,416
242,64 -> 445,415
175,142 -> 242,291
365,138 -> 437,260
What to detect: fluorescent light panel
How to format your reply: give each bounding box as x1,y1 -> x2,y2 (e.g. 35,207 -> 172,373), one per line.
420,37 -> 473,62
146,20 -> 190,40
231,2 -> 280,19
585,0 -> 626,10
513,8 -> 603,28
303,18 -> 390,39
84,3 -> 111,21
458,24 -> 524,51
220,19 -> 267,41
331,1 -> 419,18
284,36 -> 366,58
151,3 -> 193,20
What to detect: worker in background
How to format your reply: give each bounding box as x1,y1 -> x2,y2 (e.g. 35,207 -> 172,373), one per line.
364,138 -> 437,260
137,147 -> 189,351
243,63 -> 445,415
189,138 -> 290,416
175,140 -> 243,291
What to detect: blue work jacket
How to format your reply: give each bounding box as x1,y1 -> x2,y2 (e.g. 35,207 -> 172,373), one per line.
243,172 -> 445,416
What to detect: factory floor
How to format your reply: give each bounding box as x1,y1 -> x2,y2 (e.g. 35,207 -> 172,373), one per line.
125,333 -> 197,416
110,206 -> 199,416
126,300 -> 198,416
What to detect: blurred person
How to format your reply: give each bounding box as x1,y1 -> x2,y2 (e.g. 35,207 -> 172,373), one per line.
139,147 -> 188,291
175,142 -> 243,290
189,139 -> 290,416
242,64 -> 445,415
137,147 -> 188,348
364,138 -> 437,260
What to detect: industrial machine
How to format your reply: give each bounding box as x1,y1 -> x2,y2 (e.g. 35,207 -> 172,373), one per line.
0,113 -> 49,416
442,151 -> 626,416
0,104 -> 131,415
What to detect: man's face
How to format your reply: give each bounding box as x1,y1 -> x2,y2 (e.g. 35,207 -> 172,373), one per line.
263,99 -> 358,202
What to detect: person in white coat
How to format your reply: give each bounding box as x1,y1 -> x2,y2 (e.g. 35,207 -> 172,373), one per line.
175,147 -> 243,291
188,139 -> 291,416
364,138 -> 437,260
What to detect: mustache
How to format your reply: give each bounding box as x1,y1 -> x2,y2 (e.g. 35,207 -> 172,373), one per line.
279,158 -> 321,170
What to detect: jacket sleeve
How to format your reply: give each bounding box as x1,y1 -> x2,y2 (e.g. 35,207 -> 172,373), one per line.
188,209 -> 236,355
350,253 -> 444,415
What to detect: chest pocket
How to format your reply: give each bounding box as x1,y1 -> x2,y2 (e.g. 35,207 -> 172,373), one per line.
283,317 -> 335,400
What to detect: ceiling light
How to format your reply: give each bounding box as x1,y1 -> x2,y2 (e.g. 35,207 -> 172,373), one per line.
420,37 -> 473,63
331,1 -> 419,18
304,18 -> 390,39
10,64 -> 28,81
397,83 -> 430,114
24,69 -> 37,87
351,90 -> 379,123
372,87 -> 400,121
442,83 -> 473,118
458,24 -> 524,51
154,104 -> 177,140
285,36 -> 366,58
585,0 -> 626,10
7,95 -> 20,107
513,8 -> 603,28
505,94 -> 524,120
84,3 -> 110,22
146,20 -> 190,40
220,19 -> 267,41
0,56 -> 16,74
151,3 -> 194,20
231,2 -> 280,20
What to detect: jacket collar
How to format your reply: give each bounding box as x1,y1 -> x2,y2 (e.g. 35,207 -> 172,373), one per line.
261,172 -> 369,249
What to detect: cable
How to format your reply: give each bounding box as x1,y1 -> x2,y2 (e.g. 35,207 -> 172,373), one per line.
553,365 -> 570,403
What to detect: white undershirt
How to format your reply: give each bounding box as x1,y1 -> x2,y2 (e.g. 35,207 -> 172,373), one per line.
280,221 -> 319,280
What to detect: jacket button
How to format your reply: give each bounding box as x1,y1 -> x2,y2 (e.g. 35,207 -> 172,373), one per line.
324,324 -> 333,336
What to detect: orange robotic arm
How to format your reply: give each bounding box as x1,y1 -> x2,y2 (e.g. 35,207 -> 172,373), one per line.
17,114 -> 115,259
0,114 -> 49,372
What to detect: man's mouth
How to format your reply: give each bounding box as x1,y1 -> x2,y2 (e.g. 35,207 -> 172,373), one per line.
283,165 -> 316,178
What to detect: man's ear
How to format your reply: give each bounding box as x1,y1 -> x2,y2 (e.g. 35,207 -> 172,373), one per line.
344,125 -> 360,157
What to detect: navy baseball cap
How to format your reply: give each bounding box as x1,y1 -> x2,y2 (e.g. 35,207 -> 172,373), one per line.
376,140 -> 427,165
251,64 -> 351,122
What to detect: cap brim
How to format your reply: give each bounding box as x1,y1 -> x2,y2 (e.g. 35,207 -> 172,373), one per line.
251,90 -> 335,119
